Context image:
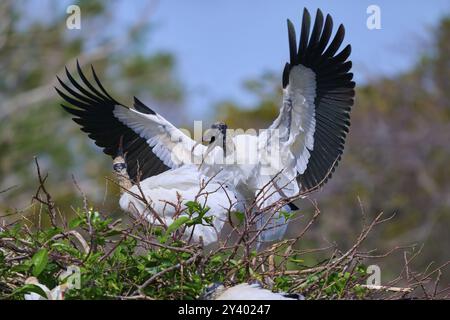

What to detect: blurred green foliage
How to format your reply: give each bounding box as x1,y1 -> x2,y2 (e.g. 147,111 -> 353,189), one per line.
0,0 -> 184,215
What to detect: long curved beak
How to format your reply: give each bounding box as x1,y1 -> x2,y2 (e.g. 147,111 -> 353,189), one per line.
191,140 -> 202,154
204,143 -> 215,157
192,128 -> 221,167
200,141 -> 223,169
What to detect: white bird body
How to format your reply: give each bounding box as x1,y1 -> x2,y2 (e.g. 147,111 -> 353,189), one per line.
207,283 -> 303,300
119,165 -> 237,245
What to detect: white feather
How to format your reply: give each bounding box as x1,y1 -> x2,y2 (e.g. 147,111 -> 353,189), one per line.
113,106 -> 206,168
215,283 -> 300,300
119,166 -> 237,245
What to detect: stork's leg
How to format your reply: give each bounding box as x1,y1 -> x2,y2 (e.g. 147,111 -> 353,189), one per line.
113,136 -> 132,193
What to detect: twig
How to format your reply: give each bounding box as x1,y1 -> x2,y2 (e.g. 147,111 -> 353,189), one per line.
135,253 -> 200,296
360,284 -> 413,293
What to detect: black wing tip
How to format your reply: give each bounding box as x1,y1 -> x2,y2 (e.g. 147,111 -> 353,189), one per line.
287,9 -> 352,65
315,8 -> 324,21
89,64 -> 97,76
60,103 -> 79,114
76,59 -> 82,71
54,86 -> 70,102
287,19 -> 298,66
64,65 -> 70,77
287,19 -> 296,34
60,59 -> 120,105
343,44 -> 352,54
55,75 -> 65,87
133,96 -> 157,115
54,86 -> 63,96
336,24 -> 345,38
282,62 -> 290,88
76,61 -> 90,82
303,7 -> 310,18
302,8 -> 312,27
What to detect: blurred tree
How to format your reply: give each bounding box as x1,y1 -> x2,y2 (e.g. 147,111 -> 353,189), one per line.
217,15 -> 450,282
0,0 -> 184,215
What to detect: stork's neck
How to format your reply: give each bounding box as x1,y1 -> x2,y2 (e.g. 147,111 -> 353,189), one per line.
211,132 -> 235,158
225,133 -> 237,159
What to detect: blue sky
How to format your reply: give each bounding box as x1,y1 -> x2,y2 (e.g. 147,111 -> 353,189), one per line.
123,0 -> 449,119
30,0 -> 450,119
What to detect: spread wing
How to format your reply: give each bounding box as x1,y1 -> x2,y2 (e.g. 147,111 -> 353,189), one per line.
57,62 -> 206,182
268,8 -> 355,192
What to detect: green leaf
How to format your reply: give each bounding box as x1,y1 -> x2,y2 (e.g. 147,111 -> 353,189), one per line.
158,235 -> 168,244
31,248 -> 48,277
203,216 -> 214,225
11,262 -> 31,273
210,255 -> 223,264
41,227 -> 62,240
234,211 -> 245,223
166,216 -> 191,235
184,201 -> 199,210
69,217 -> 84,229
14,284 -> 48,299
279,211 -> 295,222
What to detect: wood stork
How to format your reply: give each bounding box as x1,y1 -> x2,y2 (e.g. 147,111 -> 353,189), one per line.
57,8 -> 354,245
202,282 -> 305,300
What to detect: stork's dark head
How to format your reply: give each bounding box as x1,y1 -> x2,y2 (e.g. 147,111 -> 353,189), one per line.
203,121 -> 227,145
211,121 -> 227,137
201,121 -> 230,161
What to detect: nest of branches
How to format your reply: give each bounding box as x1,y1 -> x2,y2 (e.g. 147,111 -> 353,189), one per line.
0,158 -> 449,300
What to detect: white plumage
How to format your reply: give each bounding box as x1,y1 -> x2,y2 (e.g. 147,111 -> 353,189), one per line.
119,165 -> 236,245
58,8 -> 355,246
204,283 -> 304,300
113,106 -> 207,168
